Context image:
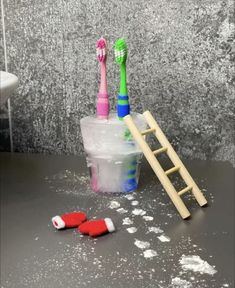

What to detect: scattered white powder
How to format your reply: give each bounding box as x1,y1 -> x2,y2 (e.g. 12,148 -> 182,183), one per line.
148,227 -> 163,234
143,249 -> 158,258
143,216 -> 154,221
223,284 -> 229,287
127,227 -> 137,234
34,237 -> 39,241
47,170 -> 89,185
77,175 -> 89,185
132,209 -> 146,216
158,235 -> 171,242
134,239 -> 150,249
131,200 -> 139,206
122,217 -> 133,225
179,255 -> 217,275
190,277 -> 195,281
47,171 -> 96,197
109,201 -> 120,209
171,277 -> 192,288
125,194 -> 135,200
117,208 -> 128,214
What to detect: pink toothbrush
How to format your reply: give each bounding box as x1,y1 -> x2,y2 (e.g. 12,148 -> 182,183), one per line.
96,38 -> 109,119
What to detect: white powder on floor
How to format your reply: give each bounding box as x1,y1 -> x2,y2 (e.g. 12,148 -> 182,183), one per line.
134,239 -> 150,249
125,194 -> 135,200
122,217 -> 133,225
131,200 -> 139,206
143,216 -> 153,221
158,235 -> 171,242
116,208 -> 128,214
143,249 -> 158,258
171,277 -> 192,288
109,201 -> 120,209
179,255 -> 217,275
132,209 -> 146,216
148,227 -> 163,234
127,227 -> 137,234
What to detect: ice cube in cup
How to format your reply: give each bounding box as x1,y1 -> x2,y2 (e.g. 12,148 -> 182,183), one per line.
80,112 -> 147,193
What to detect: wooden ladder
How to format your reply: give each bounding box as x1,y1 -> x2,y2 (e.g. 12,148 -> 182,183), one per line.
124,111 -> 207,219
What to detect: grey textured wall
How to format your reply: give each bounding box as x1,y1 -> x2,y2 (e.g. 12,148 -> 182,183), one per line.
1,3 -> 9,151
1,0 -> 235,165
0,14 -> 4,71
0,1 -> 4,68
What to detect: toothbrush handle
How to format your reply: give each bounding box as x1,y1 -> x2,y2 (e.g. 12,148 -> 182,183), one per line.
117,95 -> 130,119
100,62 -> 107,94
97,93 -> 110,119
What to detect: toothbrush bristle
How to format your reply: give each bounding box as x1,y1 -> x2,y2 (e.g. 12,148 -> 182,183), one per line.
114,38 -> 127,64
96,38 -> 107,62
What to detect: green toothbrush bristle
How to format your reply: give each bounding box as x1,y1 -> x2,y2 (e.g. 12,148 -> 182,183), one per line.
114,38 -> 127,64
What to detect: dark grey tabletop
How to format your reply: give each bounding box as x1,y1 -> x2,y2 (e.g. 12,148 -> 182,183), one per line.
0,152 -> 234,288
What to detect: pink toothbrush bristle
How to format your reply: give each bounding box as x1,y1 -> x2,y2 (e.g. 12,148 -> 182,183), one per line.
96,38 -> 106,62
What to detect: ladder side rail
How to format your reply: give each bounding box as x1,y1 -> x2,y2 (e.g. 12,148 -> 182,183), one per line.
124,115 -> 191,219
143,111 -> 207,207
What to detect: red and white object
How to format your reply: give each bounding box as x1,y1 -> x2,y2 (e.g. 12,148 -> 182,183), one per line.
52,212 -> 87,230
79,218 -> 115,237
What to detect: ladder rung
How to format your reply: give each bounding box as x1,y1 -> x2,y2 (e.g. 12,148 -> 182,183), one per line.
178,186 -> 193,196
165,166 -> 180,175
141,128 -> 156,136
153,147 -> 167,155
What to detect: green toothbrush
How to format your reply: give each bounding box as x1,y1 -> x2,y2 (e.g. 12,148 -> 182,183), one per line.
114,38 -> 130,119
114,38 -> 137,192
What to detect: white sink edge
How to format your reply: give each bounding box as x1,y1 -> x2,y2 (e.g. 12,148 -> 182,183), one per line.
0,71 -> 19,106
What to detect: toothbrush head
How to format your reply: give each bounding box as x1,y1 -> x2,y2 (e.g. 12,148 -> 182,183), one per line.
114,38 -> 127,65
96,38 -> 107,62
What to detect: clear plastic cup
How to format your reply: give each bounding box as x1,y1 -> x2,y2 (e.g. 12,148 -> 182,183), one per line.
80,112 -> 147,193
